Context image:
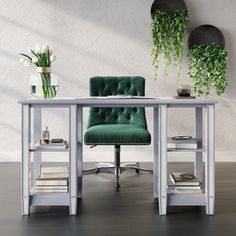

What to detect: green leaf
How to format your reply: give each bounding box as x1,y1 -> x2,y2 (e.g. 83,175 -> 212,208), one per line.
151,9 -> 188,79
20,53 -> 32,61
188,43 -> 227,96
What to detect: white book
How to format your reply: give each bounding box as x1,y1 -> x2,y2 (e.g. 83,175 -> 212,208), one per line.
168,189 -> 203,195
41,167 -> 68,174
35,189 -> 68,193
36,179 -> 68,186
167,138 -> 198,149
170,172 -> 200,186
40,167 -> 68,179
31,142 -> 69,150
36,186 -> 68,190
40,141 -> 67,146
168,185 -> 201,190
40,173 -> 69,179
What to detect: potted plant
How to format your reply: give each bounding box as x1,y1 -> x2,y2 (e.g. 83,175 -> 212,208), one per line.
19,44 -> 58,98
188,25 -> 228,96
151,3 -> 188,79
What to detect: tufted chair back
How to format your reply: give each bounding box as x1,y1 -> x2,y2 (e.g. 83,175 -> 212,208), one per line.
87,76 -> 148,129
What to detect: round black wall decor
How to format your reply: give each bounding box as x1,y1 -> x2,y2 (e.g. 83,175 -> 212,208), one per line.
188,25 -> 225,48
151,0 -> 187,15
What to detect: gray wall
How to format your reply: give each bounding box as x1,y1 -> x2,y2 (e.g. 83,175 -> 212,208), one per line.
0,0 -> 235,162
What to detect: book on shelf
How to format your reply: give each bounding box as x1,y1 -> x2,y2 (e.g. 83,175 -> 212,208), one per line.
41,167 -> 68,174
40,140 -> 67,146
168,185 -> 201,190
36,178 -> 68,186
40,172 -> 68,179
170,172 -> 200,186
168,189 -> 203,195
167,137 -> 198,149
40,167 -> 68,179
31,140 -> 69,150
35,189 -> 68,193
36,185 -> 68,190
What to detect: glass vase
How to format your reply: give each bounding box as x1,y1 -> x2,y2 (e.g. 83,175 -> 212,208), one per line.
30,67 -> 59,98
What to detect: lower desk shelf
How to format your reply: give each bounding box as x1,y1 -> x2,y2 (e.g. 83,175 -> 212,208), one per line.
167,193 -> 206,206
30,190 -> 70,206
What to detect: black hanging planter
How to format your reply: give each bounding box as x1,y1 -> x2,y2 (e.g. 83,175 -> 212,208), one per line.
151,0 -> 187,15
150,0 -> 188,79
188,25 -> 225,48
188,25 -> 227,96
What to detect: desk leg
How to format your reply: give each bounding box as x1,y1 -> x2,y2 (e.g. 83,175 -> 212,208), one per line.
69,105 -> 78,215
33,108 -> 41,183
205,105 -> 215,215
21,105 -> 31,215
158,105 -> 167,215
77,107 -> 83,198
153,107 -> 159,198
195,108 -> 203,181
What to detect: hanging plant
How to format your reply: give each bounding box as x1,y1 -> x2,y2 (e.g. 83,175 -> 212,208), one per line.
188,43 -> 227,96
151,9 -> 188,79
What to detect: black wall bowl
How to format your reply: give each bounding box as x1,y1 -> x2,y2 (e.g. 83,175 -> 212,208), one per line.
188,24 -> 225,48
151,0 -> 187,14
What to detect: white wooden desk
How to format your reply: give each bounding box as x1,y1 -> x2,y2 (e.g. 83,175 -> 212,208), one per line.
19,98 -> 217,215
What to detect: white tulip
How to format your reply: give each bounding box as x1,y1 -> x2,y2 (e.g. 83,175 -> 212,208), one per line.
35,44 -> 42,54
23,60 -> 31,67
50,54 -> 56,62
27,47 -> 33,53
19,58 -> 25,64
32,56 -> 38,63
41,44 -> 48,53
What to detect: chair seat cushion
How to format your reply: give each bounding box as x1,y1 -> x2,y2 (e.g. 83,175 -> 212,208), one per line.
84,124 -> 151,145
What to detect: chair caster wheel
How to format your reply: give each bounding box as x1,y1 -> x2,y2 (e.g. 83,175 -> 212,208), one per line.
115,183 -> 120,189
135,168 -> 140,174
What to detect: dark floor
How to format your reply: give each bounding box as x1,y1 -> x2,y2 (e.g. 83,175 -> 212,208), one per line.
0,162 -> 236,236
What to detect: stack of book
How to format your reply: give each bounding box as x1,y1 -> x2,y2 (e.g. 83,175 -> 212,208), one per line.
35,167 -> 69,193
168,172 -> 202,194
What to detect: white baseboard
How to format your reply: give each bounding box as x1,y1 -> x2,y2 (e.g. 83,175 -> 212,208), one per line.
1,150 -> 236,162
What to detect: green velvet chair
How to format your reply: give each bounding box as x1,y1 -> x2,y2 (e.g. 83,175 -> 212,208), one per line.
84,76 -> 151,188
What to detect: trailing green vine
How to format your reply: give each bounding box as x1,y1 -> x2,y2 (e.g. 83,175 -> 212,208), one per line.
151,9 -> 188,79
188,43 -> 227,96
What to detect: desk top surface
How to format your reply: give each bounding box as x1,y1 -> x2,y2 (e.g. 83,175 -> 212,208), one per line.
19,97 -> 218,106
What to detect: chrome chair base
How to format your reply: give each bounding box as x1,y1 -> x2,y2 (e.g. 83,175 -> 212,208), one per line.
83,145 -> 153,189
